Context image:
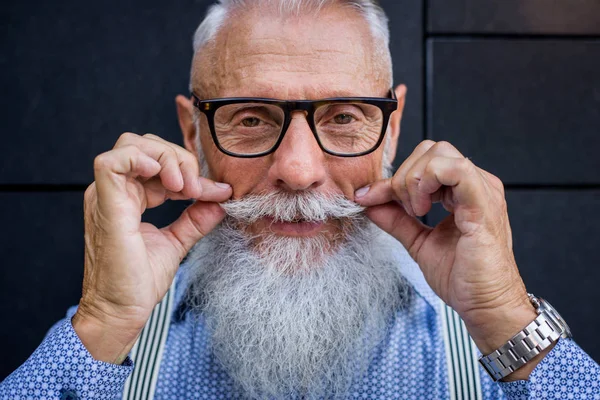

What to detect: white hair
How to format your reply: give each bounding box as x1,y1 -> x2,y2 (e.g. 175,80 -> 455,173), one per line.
189,0 -> 393,91
185,190 -> 409,398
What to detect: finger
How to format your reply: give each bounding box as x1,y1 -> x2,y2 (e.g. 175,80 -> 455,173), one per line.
392,140 -> 437,215
114,132 -> 232,205
114,132 -> 192,197
161,200 -> 226,260
354,178 -> 394,206
404,142 -> 464,216
142,176 -> 232,208
356,140 -> 436,213
197,176 -> 233,202
94,145 -> 162,209
365,202 -> 431,261
142,133 -> 203,199
142,177 -> 196,209
416,156 -> 487,228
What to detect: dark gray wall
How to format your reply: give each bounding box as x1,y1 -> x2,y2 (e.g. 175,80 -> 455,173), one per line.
425,0 -> 600,369
1,0 -> 599,381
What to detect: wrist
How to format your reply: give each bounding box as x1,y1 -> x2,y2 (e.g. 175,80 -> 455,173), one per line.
462,294 -> 537,355
72,304 -> 145,364
463,292 -> 567,382
499,342 -> 556,381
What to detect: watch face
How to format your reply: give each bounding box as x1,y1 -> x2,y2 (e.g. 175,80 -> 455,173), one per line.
539,298 -> 573,338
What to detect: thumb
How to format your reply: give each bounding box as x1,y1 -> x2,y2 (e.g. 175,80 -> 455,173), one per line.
366,202 -> 431,259
161,200 -> 226,260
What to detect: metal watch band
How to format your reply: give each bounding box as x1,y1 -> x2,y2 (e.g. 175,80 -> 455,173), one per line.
478,302 -> 564,381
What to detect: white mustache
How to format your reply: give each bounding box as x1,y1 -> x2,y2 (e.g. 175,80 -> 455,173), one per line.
220,190 -> 366,223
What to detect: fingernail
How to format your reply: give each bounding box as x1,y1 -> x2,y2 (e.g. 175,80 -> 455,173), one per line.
215,182 -> 231,190
355,185 -> 371,198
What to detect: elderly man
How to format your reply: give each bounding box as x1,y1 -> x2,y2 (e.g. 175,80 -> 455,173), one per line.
2,1 -> 599,399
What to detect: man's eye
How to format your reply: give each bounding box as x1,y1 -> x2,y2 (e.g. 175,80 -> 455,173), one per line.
241,117 -> 261,127
334,114 -> 354,124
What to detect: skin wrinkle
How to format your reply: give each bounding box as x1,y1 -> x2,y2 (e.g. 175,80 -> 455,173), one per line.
232,50 -> 366,76
191,6 -> 392,212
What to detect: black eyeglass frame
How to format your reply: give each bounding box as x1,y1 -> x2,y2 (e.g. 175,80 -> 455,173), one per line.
190,89 -> 398,158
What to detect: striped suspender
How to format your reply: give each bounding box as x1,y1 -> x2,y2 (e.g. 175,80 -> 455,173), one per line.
122,282 -> 176,400
120,284 -> 480,400
441,302 -> 483,400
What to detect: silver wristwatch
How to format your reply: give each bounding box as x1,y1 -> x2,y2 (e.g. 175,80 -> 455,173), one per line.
478,294 -> 572,381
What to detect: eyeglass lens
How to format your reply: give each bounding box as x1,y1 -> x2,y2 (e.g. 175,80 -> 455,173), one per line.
213,102 -> 384,155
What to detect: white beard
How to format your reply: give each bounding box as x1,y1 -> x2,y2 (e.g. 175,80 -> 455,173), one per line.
184,192 -> 410,399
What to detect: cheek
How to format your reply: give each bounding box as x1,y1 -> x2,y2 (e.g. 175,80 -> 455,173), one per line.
198,132 -> 217,167
199,123 -> 267,193
198,132 -> 251,188
329,154 -> 383,200
217,159 -> 269,199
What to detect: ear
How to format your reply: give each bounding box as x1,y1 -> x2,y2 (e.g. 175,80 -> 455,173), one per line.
176,94 -> 198,156
386,84 -> 407,164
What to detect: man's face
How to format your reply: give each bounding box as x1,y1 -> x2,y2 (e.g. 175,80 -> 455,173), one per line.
190,5 -> 397,241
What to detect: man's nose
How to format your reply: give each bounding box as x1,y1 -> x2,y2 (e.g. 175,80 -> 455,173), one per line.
267,112 -> 327,191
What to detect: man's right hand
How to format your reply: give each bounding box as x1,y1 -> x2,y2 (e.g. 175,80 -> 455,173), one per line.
72,132 -> 232,364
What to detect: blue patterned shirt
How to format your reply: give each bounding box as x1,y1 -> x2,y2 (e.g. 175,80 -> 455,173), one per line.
2,238 -> 599,399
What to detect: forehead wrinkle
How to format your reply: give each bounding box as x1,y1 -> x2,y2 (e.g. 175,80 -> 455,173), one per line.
220,45 -> 375,99
194,5 -> 388,99
230,75 -> 374,99
225,32 -> 367,75
234,55 -> 363,80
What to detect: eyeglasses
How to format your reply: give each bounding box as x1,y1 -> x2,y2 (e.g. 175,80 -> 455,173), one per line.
191,89 -> 397,158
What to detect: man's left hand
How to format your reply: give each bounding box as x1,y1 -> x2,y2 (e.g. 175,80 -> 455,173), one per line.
355,140 -> 542,377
